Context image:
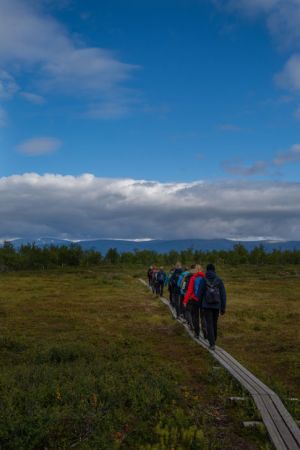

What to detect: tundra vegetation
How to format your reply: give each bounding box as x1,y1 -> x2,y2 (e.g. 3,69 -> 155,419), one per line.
0,244 -> 299,449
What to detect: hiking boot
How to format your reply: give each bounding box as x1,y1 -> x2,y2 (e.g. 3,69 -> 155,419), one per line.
209,345 -> 216,351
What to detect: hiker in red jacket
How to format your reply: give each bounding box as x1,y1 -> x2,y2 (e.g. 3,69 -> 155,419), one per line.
183,264 -> 206,339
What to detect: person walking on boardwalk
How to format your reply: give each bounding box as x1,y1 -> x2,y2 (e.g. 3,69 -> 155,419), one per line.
156,267 -> 166,296
197,263 -> 226,350
147,266 -> 153,286
150,266 -> 158,294
178,264 -> 195,325
169,262 -> 183,317
167,268 -> 175,304
183,265 -> 206,338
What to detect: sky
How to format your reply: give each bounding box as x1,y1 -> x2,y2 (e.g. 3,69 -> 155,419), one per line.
0,0 -> 300,240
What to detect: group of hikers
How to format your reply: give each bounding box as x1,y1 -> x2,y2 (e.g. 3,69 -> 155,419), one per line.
147,262 -> 226,351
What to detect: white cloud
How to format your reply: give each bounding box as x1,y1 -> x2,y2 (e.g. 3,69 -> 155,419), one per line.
17,137 -> 62,156
0,0 -> 138,114
0,70 -> 19,99
273,143 -> 300,165
212,1 -> 300,117
222,143 -> 300,175
275,54 -> 300,91
0,173 -> 300,240
215,1 -> 300,49
222,160 -> 268,175
20,92 -> 45,105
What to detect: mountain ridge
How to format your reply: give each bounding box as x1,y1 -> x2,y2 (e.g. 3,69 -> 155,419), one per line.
2,237 -> 300,254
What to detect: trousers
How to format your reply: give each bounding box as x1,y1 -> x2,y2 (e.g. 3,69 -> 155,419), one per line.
203,308 -> 219,347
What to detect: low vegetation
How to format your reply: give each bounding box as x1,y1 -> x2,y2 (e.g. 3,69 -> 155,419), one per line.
0,267 -> 279,449
0,241 -> 300,271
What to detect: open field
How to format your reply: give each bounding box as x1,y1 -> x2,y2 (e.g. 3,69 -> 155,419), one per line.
217,265 -> 300,402
0,265 -> 299,449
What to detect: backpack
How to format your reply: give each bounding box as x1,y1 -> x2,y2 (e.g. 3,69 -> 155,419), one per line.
193,275 -> 204,297
152,271 -> 158,282
181,273 -> 192,293
157,271 -> 165,282
206,279 -> 221,305
170,270 -> 181,288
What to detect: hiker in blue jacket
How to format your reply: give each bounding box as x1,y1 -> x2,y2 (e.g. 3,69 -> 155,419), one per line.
177,266 -> 191,320
197,263 -> 226,350
156,267 -> 166,296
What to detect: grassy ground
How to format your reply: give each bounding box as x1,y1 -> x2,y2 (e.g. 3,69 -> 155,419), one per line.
0,267 -> 275,449
216,264 -> 300,419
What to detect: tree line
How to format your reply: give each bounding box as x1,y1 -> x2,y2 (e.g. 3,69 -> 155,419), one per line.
0,241 -> 300,271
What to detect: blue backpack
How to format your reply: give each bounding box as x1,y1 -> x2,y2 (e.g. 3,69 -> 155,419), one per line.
194,275 -> 204,297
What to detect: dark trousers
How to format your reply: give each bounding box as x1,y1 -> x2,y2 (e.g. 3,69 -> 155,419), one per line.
190,299 -> 200,337
185,301 -> 193,327
168,287 -> 172,304
204,309 -> 219,347
174,291 -> 181,317
200,308 -> 207,339
158,281 -> 164,296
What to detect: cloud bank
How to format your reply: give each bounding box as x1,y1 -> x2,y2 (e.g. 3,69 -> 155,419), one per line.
1,173 -> 300,240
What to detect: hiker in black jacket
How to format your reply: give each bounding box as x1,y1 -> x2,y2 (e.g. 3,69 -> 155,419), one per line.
197,263 -> 226,350
169,262 -> 183,316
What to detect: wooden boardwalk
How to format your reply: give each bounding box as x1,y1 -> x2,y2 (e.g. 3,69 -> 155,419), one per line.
139,279 -> 300,450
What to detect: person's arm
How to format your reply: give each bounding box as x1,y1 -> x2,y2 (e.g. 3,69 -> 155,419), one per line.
219,279 -> 226,314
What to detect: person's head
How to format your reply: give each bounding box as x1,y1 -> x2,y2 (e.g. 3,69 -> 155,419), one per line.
206,263 -> 216,272
195,264 -> 203,273
190,263 -> 202,274
175,261 -> 181,269
160,266 -> 164,271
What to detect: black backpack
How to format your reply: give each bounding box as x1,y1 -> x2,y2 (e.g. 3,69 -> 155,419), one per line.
157,271 -> 165,282
170,270 -> 181,289
206,279 -> 221,305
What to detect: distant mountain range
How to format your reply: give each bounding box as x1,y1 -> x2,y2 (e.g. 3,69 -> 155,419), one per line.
2,237 -> 300,254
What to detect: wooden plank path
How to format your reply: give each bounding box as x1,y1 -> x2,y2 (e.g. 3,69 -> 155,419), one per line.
139,279 -> 300,450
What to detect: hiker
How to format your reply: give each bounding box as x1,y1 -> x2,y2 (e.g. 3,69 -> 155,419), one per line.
167,268 -> 175,303
197,263 -> 226,350
147,266 -> 153,286
150,266 -> 158,293
177,264 -> 195,322
155,267 -> 166,296
169,262 -> 183,317
183,264 -> 206,339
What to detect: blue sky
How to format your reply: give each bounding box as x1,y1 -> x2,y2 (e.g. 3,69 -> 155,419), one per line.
0,0 -> 300,240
